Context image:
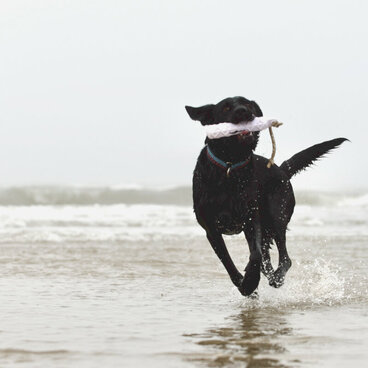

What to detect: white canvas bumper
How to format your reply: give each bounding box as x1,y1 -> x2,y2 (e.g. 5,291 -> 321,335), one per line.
205,117 -> 279,139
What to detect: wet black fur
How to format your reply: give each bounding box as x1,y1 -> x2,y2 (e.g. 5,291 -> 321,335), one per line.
185,96 -> 347,296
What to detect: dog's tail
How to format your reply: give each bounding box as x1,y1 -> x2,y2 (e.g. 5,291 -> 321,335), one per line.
280,138 -> 348,180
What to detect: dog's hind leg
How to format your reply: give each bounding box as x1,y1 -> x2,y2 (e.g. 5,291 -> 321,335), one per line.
261,234 -> 275,280
240,220 -> 262,296
206,229 -> 244,289
269,232 -> 291,288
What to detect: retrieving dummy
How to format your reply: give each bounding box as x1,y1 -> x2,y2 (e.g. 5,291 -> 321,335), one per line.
205,117 -> 283,168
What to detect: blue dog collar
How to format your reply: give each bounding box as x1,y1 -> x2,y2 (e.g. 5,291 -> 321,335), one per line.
206,145 -> 250,177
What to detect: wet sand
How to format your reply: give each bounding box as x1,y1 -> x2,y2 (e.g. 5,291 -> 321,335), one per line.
0,189 -> 367,367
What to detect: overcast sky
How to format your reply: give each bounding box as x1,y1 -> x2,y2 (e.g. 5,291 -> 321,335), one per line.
1,0 -> 367,189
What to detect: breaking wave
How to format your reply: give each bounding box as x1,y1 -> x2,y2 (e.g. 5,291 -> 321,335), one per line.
0,186 -> 366,206
0,187 -> 367,244
0,186 -> 192,206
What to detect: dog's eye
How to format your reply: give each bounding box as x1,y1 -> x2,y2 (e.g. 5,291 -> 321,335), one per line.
223,106 -> 231,112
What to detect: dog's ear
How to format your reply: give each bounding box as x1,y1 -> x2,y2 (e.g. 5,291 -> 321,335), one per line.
185,104 -> 215,125
250,101 -> 263,117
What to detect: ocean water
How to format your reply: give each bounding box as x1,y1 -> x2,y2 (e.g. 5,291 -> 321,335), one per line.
0,186 -> 367,367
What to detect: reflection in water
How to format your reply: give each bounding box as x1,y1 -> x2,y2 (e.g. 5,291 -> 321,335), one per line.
186,308 -> 298,368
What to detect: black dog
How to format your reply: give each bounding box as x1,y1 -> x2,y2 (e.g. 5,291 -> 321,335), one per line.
185,96 -> 347,296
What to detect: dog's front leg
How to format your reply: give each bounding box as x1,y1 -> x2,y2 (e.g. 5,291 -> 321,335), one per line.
206,229 -> 243,288
241,220 -> 262,296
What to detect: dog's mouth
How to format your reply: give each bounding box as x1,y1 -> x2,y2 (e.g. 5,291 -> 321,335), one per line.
231,118 -> 255,143
236,130 -> 253,142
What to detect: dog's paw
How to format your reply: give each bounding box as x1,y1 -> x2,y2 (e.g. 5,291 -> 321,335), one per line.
269,260 -> 291,288
268,269 -> 285,288
247,289 -> 259,300
238,267 -> 260,296
261,265 -> 275,280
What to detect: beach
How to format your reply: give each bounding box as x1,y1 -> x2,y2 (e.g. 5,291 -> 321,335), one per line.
0,186 -> 367,367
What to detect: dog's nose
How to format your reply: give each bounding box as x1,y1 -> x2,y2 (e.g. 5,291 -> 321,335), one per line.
232,107 -> 253,124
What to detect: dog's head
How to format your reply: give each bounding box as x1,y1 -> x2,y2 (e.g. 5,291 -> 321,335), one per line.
185,96 -> 263,152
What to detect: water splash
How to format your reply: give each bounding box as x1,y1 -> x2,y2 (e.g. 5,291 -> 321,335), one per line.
233,258 -> 347,309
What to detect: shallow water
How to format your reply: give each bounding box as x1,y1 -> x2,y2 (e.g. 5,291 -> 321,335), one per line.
0,187 -> 367,367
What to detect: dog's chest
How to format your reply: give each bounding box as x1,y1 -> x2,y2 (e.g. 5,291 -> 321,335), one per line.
211,179 -> 259,235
